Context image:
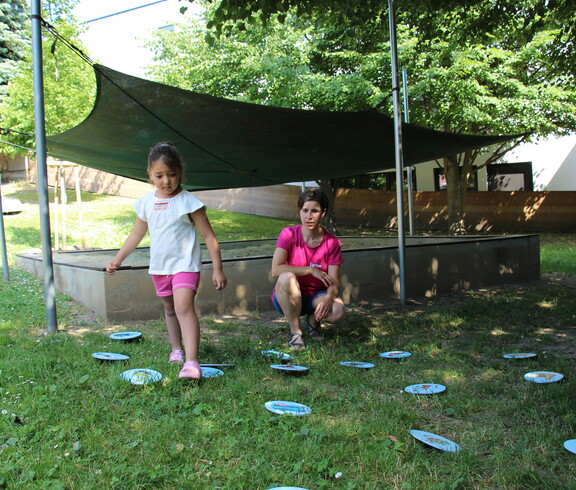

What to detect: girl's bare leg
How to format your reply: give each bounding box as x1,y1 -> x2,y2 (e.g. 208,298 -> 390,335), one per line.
160,295 -> 183,351
172,288 -> 200,363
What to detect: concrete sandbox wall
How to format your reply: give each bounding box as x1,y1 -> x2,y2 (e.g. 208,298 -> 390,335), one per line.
16,235 -> 540,322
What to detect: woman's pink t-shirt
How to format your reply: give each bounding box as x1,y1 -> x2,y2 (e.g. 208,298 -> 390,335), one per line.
275,225 -> 342,296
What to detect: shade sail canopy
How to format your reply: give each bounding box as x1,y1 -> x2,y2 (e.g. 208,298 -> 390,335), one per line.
47,65 -> 516,191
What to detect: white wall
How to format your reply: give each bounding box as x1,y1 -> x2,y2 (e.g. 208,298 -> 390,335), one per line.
409,134 -> 576,192
503,134 -> 576,191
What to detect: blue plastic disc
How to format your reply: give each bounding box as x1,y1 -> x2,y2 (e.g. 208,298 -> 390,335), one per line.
109,331 -> 142,341
92,352 -> 130,361
120,368 -> 162,385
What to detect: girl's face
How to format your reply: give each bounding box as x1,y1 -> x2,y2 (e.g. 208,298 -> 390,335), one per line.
299,200 -> 326,231
148,159 -> 182,197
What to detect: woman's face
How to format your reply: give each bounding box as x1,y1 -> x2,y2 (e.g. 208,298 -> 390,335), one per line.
299,200 -> 326,231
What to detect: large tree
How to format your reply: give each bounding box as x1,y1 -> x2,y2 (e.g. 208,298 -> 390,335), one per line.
154,2 -> 576,232
0,0 -> 94,157
402,29 -> 576,231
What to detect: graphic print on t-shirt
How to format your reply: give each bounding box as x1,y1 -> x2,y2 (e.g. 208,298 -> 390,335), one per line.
153,200 -> 169,211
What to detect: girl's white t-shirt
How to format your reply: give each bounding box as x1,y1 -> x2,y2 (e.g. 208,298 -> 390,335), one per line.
134,190 -> 205,275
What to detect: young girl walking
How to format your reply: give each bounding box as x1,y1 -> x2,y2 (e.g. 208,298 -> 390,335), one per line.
106,142 -> 227,379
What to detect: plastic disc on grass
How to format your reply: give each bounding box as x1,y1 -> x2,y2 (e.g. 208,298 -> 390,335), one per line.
109,331 -> 142,342
268,487 -> 309,490
380,350 -> 412,359
340,361 -> 375,369
120,368 -> 162,385
92,352 -> 130,362
524,371 -> 564,383
200,363 -> 235,369
264,401 -> 311,416
503,353 -> 537,359
404,383 -> 446,395
410,429 -> 461,452
564,439 -> 576,454
261,350 -> 293,362
201,367 -> 224,378
270,364 -> 309,374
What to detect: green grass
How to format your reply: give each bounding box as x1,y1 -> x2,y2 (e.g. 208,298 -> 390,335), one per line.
1,183 -> 575,488
539,233 -> 576,275
1,271 -> 575,488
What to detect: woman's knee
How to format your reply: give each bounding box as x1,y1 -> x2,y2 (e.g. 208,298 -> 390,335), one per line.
276,272 -> 300,295
331,301 -> 345,323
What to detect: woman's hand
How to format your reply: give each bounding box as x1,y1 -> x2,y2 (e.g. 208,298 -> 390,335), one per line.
314,294 -> 335,321
310,267 -> 336,288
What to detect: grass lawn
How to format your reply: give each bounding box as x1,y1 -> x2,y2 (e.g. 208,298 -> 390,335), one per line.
1,183 -> 575,488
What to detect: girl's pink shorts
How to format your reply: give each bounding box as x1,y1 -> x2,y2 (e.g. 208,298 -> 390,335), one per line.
151,272 -> 201,297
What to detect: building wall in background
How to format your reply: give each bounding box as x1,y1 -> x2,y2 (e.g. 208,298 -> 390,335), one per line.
412,134 -> 576,192
36,162 -> 576,233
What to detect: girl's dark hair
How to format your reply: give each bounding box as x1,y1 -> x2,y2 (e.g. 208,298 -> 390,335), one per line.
297,187 -> 329,212
148,142 -> 183,172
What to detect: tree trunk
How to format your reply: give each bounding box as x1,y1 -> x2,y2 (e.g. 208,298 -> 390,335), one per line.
443,156 -> 467,234
317,178 -> 338,234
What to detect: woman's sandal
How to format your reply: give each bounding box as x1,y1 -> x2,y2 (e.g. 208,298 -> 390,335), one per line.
288,332 -> 306,350
178,361 -> 202,380
306,315 -> 324,339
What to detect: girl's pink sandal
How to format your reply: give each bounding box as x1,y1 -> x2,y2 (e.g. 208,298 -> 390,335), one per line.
168,349 -> 184,365
178,361 -> 202,380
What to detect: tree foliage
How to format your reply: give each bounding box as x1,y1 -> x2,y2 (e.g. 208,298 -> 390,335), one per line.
0,0 -> 29,101
192,0 -> 576,77
0,0 -> 94,157
176,0 -> 576,232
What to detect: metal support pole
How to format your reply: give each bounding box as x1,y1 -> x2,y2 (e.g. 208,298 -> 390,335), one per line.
402,69 -> 415,236
31,0 -> 58,332
0,174 -> 10,281
388,0 -> 406,305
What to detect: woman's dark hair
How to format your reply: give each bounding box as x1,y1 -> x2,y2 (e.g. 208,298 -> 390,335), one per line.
297,188 -> 329,212
148,142 -> 183,173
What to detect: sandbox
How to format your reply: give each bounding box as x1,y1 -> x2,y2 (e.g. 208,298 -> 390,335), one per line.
16,235 -> 540,321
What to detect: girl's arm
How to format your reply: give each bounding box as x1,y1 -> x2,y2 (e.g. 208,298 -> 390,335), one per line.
271,247 -> 335,288
190,207 -> 227,290
106,217 -> 148,274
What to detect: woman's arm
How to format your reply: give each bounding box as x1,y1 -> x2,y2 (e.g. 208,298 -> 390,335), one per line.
106,217 -> 148,274
190,207 -> 227,290
314,264 -> 341,320
271,247 -> 335,288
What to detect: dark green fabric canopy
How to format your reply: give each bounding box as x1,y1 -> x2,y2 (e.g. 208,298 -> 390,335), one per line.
46,65 -> 516,191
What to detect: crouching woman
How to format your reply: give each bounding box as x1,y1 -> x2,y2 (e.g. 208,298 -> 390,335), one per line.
271,188 -> 345,350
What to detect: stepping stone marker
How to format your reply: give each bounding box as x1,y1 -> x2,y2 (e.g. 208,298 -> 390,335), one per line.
264,401 -> 311,416
120,368 -> 162,385
340,361 -> 374,369
404,383 -> 446,395
92,352 -> 130,362
410,429 -> 461,452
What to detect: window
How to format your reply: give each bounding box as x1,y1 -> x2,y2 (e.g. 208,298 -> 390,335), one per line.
487,162 -> 533,191
433,167 -> 478,191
